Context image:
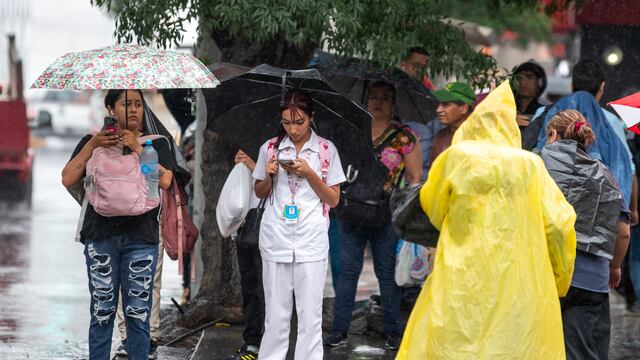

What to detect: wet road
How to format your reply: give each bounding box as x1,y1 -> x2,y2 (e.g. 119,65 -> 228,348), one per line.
0,136 -> 181,359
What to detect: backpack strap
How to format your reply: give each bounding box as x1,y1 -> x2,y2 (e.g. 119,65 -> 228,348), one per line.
373,124 -> 410,158
174,179 -> 185,279
266,137 -> 279,162
74,191 -> 89,242
318,137 -> 331,221
138,134 -> 168,146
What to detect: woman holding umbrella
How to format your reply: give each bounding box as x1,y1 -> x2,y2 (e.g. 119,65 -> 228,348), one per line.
61,89 -> 174,360
252,89 -> 346,360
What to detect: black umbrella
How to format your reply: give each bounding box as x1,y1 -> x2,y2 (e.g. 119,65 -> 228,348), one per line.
203,64 -> 373,169
312,54 -> 438,124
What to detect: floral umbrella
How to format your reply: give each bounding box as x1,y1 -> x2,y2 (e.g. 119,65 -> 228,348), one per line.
31,44 -> 218,155
31,44 -> 219,90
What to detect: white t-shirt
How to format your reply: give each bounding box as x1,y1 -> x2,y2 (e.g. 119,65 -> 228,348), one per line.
253,131 -> 346,263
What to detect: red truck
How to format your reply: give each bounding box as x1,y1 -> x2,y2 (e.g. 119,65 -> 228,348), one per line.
0,34 -> 33,206
0,100 -> 33,206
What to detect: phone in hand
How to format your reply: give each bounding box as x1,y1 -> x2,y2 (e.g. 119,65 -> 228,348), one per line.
277,151 -> 296,167
103,116 -> 120,134
278,159 -> 296,167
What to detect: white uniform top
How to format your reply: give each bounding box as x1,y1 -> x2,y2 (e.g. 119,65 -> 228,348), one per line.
253,130 -> 346,263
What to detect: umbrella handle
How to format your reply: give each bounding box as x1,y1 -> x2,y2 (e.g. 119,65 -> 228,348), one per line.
123,90 -> 131,155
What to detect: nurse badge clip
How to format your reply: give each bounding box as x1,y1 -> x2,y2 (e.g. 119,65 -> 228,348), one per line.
279,148 -> 301,224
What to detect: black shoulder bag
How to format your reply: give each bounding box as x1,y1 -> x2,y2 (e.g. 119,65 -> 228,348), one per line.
235,198 -> 266,247
390,183 -> 439,247
336,126 -> 406,228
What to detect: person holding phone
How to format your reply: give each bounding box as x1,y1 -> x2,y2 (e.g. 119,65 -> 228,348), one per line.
253,89 -> 346,360
61,89 -> 174,360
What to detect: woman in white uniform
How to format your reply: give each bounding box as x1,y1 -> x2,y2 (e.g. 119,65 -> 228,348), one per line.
253,89 -> 346,359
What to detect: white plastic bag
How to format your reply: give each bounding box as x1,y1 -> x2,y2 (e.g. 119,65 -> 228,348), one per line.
216,163 -> 252,237
395,240 -> 430,287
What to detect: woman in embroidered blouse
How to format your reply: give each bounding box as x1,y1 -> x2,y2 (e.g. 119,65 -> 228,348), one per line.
327,81 -> 422,349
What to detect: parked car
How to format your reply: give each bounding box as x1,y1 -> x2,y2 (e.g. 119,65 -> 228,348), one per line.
26,90 -> 102,136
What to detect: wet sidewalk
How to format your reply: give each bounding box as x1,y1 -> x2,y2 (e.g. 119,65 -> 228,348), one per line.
190,325 -> 396,360
185,253 -> 399,360
182,290 -> 640,360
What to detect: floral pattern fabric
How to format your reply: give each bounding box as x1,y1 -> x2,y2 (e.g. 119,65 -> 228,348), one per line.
31,44 -> 219,90
374,120 -> 418,191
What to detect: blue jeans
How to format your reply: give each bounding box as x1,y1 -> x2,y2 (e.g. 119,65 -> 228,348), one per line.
84,236 -> 158,360
329,212 -> 341,287
332,221 -> 401,336
629,225 -> 640,299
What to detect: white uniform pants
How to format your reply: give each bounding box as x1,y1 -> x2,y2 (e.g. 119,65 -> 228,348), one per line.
259,259 -> 328,360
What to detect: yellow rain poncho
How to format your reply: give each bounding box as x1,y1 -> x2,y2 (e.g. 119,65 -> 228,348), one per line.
397,82 -> 577,360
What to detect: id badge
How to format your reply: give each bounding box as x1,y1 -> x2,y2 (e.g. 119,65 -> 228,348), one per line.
284,204 -> 300,224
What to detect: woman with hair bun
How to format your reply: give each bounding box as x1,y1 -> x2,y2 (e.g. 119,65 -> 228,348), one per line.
543,109 -> 630,360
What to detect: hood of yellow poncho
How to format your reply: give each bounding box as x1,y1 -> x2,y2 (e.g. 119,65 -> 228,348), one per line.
451,81 -> 521,149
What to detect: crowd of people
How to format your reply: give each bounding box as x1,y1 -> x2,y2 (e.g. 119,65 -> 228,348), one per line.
62,46 -> 639,360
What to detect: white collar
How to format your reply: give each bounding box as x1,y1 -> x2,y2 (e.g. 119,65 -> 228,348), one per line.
278,129 -> 319,153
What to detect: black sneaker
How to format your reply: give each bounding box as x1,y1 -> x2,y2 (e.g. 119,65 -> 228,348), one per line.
115,339 -> 127,356
324,332 -> 348,347
385,334 -> 401,350
148,339 -> 158,359
226,349 -> 258,360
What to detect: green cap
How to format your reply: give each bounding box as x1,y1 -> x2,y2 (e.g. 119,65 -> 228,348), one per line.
433,82 -> 476,105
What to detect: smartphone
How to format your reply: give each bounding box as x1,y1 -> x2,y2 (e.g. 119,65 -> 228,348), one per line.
103,115 -> 119,134
278,159 -> 296,166
277,151 -> 296,167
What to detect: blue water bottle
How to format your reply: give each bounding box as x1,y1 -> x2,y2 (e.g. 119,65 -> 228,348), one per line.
140,140 -> 159,199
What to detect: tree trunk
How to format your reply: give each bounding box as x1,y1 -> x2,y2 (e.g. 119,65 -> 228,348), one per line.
179,28 -> 317,328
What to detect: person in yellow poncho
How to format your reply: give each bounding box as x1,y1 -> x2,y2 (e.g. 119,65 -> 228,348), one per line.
396,82 -> 577,359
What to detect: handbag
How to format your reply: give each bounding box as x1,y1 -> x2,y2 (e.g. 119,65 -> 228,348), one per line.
161,179 -> 199,280
236,199 -> 266,247
336,161 -> 391,227
390,183 -> 439,248
336,126 -> 406,228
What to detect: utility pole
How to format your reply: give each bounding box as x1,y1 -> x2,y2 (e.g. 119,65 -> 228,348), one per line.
7,34 -> 24,101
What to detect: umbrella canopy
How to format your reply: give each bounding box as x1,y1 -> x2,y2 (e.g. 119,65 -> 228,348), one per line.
204,64 -> 372,169
210,62 -> 251,82
30,44 -> 205,179
31,44 -> 219,90
312,56 -> 438,124
609,92 -> 640,135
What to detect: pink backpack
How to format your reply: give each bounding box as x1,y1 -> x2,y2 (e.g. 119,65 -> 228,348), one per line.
85,135 -> 162,217
266,136 -> 331,224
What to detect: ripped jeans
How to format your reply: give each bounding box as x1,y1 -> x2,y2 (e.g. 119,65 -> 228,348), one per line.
84,236 -> 158,360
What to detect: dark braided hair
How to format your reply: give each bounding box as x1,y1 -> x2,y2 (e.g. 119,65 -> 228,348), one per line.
273,89 -> 315,148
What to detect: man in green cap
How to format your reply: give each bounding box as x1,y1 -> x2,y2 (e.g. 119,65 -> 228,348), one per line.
430,82 -> 476,162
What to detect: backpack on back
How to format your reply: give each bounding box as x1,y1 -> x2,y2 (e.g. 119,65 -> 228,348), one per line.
85,135 -> 161,217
